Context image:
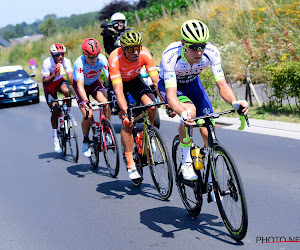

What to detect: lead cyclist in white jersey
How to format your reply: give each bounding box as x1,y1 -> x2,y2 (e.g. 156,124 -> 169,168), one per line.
158,19 -> 249,181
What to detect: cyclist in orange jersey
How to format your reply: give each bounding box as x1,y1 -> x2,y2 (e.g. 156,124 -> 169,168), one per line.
108,30 -> 159,180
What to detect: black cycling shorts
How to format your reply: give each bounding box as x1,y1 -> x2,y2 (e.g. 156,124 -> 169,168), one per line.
108,75 -> 153,111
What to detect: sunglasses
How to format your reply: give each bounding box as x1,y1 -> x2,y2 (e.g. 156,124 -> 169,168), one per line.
186,43 -> 206,51
85,55 -> 98,59
54,53 -> 65,57
126,46 -> 141,53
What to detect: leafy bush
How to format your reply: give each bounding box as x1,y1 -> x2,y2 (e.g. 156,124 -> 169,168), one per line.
263,61 -> 300,111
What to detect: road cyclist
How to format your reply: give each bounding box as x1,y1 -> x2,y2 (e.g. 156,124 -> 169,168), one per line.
72,38 -> 111,158
108,30 -> 160,180
158,19 -> 249,184
41,43 -> 74,153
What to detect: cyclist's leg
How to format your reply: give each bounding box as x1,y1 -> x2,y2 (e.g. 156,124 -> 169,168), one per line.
181,77 -> 214,147
73,80 -> 93,143
159,79 -> 197,180
44,85 -> 62,152
91,79 -> 111,120
59,79 -> 71,107
117,79 -> 141,179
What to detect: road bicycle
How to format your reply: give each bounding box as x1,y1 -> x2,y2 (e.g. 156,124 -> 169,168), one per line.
124,102 -> 173,200
53,97 -> 79,162
86,101 -> 120,178
172,108 -> 249,241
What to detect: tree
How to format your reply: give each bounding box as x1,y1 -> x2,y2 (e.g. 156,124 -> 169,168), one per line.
15,24 -> 25,37
39,16 -> 57,37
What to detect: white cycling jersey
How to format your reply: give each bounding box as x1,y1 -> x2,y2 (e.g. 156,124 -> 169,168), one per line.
159,41 -> 225,88
41,57 -> 72,81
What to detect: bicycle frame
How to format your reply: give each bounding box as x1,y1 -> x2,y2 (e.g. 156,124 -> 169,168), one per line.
129,102 -> 166,166
191,109 -> 247,193
91,102 -> 116,152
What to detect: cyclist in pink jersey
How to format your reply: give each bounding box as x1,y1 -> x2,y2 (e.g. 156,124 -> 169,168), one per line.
41,43 -> 74,153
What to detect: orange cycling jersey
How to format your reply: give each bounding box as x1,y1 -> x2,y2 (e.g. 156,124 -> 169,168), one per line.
108,47 -> 158,85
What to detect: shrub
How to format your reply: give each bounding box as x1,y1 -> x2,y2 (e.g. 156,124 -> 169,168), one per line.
263,61 -> 300,111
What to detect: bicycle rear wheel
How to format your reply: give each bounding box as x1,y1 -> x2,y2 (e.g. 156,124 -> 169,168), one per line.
147,126 -> 173,200
89,137 -> 99,168
172,135 -> 202,216
211,144 -> 248,241
102,119 -> 120,177
58,127 -> 66,156
66,116 -> 79,162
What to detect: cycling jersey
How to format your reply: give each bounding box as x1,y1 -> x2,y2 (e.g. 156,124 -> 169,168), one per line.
41,57 -> 72,81
159,41 -> 225,88
108,47 -> 158,85
73,54 -> 109,85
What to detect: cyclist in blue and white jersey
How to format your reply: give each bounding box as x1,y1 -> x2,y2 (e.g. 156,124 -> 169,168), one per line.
73,38 -> 110,157
158,19 -> 249,181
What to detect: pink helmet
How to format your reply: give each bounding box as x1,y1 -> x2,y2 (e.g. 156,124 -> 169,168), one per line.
50,43 -> 66,54
81,38 -> 101,56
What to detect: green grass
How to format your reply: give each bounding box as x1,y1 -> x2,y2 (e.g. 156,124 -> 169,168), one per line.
211,99 -> 300,123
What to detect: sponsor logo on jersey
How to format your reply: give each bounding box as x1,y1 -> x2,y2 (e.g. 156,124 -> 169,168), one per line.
84,69 -> 102,78
110,74 -> 121,80
77,68 -> 83,73
203,108 -> 211,115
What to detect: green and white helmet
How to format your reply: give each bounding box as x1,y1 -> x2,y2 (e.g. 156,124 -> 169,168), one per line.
181,20 -> 210,43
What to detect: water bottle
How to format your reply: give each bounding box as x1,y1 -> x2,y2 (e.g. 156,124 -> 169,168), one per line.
135,131 -> 143,154
59,114 -> 64,128
191,147 -> 205,170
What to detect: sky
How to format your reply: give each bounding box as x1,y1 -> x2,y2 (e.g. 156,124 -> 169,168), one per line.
0,0 -> 114,28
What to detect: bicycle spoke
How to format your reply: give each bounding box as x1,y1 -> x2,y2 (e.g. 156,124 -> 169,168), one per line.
102,119 -> 120,177
147,127 -> 173,199
212,145 -> 248,241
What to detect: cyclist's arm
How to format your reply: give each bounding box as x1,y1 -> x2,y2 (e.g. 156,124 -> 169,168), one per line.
150,73 -> 159,96
42,64 -> 60,87
112,82 -> 128,119
216,79 -> 249,114
67,72 -> 73,84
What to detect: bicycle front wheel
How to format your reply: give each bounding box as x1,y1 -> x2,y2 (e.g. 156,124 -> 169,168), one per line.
172,135 -> 202,216
211,145 -> 248,241
67,116 -> 79,162
102,119 -> 120,178
147,126 -> 173,200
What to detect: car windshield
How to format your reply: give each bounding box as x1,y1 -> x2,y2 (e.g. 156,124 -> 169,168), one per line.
0,70 -> 29,81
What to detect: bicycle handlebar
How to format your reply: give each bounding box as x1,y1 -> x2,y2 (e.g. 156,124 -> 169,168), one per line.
50,96 -> 76,103
127,102 -> 165,121
193,109 -> 250,130
84,101 -> 114,120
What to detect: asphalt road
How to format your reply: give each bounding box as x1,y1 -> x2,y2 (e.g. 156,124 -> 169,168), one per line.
0,101 -> 299,249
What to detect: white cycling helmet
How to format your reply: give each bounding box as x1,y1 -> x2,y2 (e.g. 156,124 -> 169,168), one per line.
111,12 -> 127,27
50,43 -> 66,54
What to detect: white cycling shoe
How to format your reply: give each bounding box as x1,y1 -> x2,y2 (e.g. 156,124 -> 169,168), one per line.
82,142 -> 91,157
180,162 -> 198,181
128,166 -> 141,180
54,139 -> 62,153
